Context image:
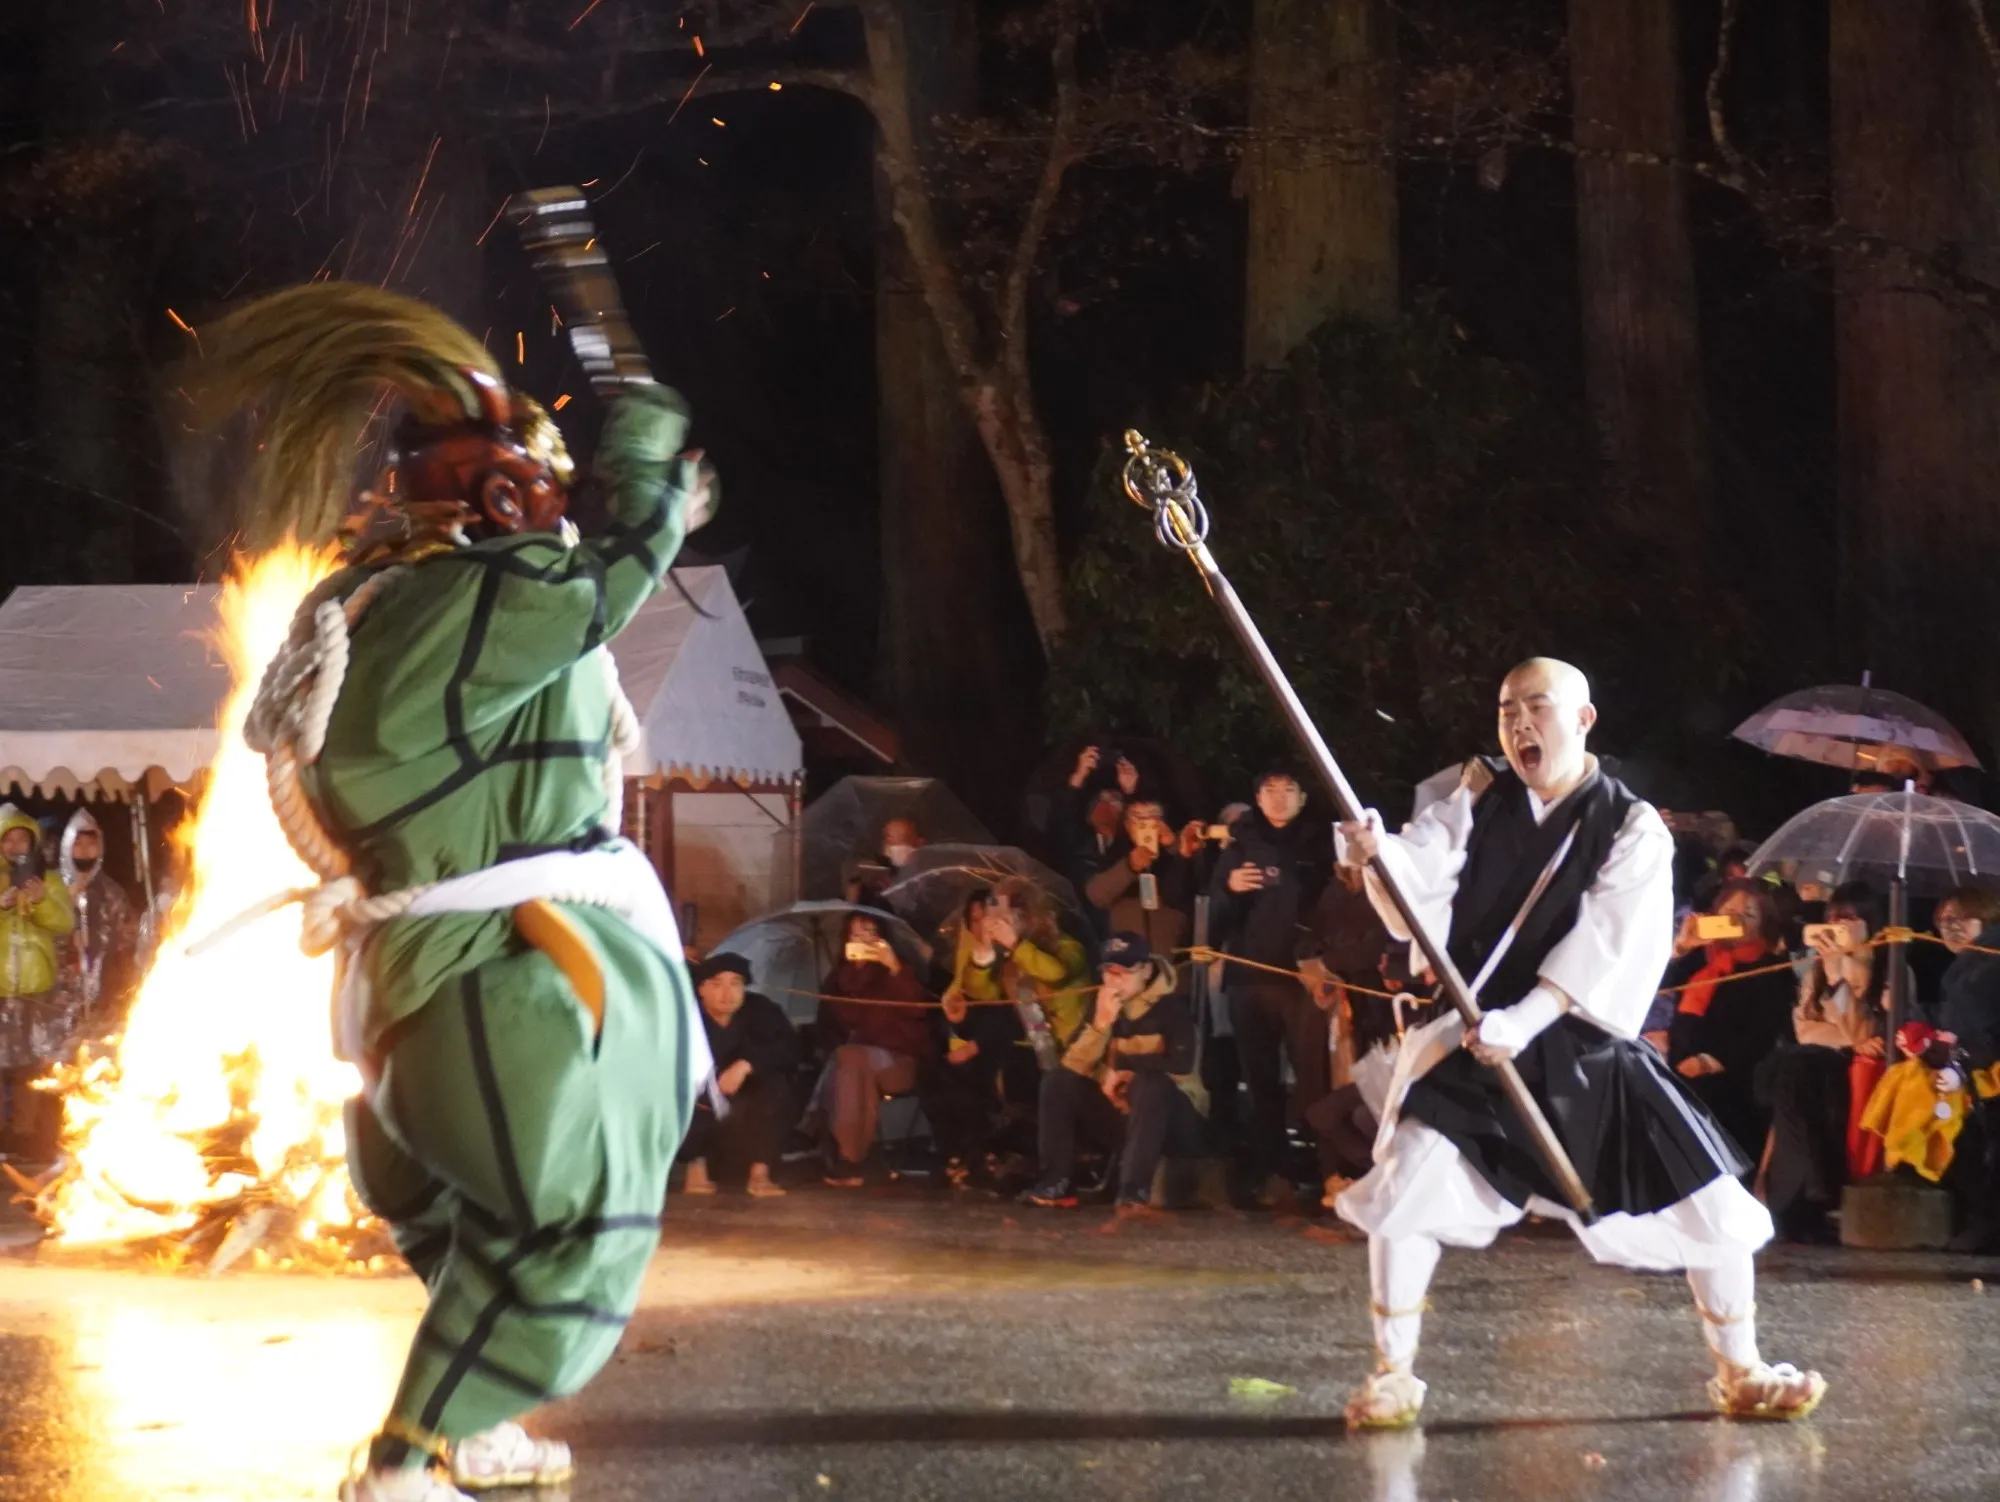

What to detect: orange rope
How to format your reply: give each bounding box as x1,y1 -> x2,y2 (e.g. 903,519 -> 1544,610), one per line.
767,982 -> 1097,1011
1182,927 -> 2000,1004
1178,947 -> 1406,1003
761,927 -> 2000,1011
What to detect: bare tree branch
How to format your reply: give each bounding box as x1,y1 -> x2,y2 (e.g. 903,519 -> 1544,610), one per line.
1705,0 -> 1751,188
477,63 -> 876,120
1964,0 -> 2000,95
1000,0 -> 1080,369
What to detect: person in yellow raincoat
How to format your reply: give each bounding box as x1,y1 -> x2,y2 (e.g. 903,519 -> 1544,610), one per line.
1860,1023 -> 1974,1181
0,803 -> 75,1157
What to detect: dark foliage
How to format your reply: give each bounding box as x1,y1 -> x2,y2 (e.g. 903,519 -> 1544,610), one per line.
1047,309 -> 1740,811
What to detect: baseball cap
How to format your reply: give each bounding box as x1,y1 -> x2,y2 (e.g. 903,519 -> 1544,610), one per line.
1100,932 -> 1152,971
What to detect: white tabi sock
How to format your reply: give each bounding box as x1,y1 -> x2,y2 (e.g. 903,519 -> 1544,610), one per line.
1687,1253 -> 1760,1372
1369,1234 -> 1441,1373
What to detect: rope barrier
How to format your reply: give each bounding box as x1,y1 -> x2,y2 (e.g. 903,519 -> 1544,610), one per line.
767,981 -> 1100,1011
1178,927 -> 2000,1005
749,926 -> 2000,1015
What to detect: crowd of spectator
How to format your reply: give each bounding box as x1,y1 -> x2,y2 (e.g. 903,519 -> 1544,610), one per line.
0,804 -> 145,1164
8,739 -> 1996,1259
659,739 -> 2000,1259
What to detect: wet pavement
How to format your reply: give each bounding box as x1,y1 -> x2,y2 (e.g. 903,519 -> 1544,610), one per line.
2,1190 -> 1998,1501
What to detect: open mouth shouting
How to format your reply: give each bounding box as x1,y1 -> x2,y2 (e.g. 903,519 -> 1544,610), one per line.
1514,739 -> 1544,776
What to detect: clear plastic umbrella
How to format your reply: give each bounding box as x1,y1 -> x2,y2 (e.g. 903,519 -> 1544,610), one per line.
705,900 -> 934,1025
1747,791 -> 2000,1061
797,776 -> 995,900
1745,791 -> 2000,898
880,843 -> 1083,941
1732,683 -> 1982,773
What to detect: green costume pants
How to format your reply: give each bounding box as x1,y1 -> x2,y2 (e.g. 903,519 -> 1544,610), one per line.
346,907 -> 695,1450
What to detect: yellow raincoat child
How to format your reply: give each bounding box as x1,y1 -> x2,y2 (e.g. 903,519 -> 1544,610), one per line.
0,803 -> 75,1151
0,804 -> 73,1009
1860,1025 -> 1974,1182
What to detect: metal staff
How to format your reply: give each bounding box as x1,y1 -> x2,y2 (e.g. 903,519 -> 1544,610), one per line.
1119,430 -> 1595,1218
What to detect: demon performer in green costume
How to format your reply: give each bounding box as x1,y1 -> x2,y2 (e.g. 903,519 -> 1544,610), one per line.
194,283 -> 715,1502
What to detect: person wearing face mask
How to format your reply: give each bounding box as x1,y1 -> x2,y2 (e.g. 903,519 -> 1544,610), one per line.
1331,659 -> 1822,1430
1208,769 -> 1333,1206
880,819 -> 924,873
58,809 -> 141,1038
843,818 -> 926,906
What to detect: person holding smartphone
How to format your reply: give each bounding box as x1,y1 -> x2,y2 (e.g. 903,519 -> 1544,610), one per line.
1207,770 -> 1333,1206
922,891 -> 1030,1188
1665,882 -> 1797,1162
1084,798 -> 1204,957
816,912 -> 935,1185
1759,882 -> 1896,1241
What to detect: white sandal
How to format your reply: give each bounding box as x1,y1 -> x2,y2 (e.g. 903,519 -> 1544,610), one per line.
450,1421 -> 575,1491
1707,1361 -> 1827,1421
1344,1367 -> 1427,1430
339,1466 -> 471,1502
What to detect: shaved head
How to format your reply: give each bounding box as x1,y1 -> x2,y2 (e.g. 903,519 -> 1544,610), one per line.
1503,657 -> 1591,708
1497,658 -> 1597,798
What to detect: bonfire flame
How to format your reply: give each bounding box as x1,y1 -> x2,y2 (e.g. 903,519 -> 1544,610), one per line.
32,543 -> 386,1271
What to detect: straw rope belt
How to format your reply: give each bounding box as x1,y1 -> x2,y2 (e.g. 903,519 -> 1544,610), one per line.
243,563 -> 643,958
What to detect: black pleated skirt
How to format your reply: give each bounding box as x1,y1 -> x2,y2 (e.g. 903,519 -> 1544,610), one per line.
1401,1014 -> 1753,1216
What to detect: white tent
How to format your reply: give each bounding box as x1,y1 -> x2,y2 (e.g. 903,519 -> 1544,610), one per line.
0,572 -> 804,950
612,566 -> 803,789
0,584 -> 230,801
610,568 -> 805,950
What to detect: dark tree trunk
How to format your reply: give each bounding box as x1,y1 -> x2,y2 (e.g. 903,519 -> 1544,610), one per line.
33,0 -> 143,583
1242,0 -> 1397,366
1569,0 -> 1712,547
1831,0 -> 2000,754
872,0 -> 1042,822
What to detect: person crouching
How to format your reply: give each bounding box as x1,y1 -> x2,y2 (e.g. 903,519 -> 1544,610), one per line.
681,953 -> 801,1198
1021,933 -> 1208,1214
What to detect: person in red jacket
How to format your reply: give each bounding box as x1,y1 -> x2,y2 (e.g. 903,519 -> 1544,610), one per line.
817,912 -> 935,1185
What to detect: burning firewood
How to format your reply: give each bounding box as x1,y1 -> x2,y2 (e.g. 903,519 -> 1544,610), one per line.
24,547 -> 392,1275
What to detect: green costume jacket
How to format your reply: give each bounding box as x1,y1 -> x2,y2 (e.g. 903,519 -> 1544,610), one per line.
300,387 -> 695,1062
